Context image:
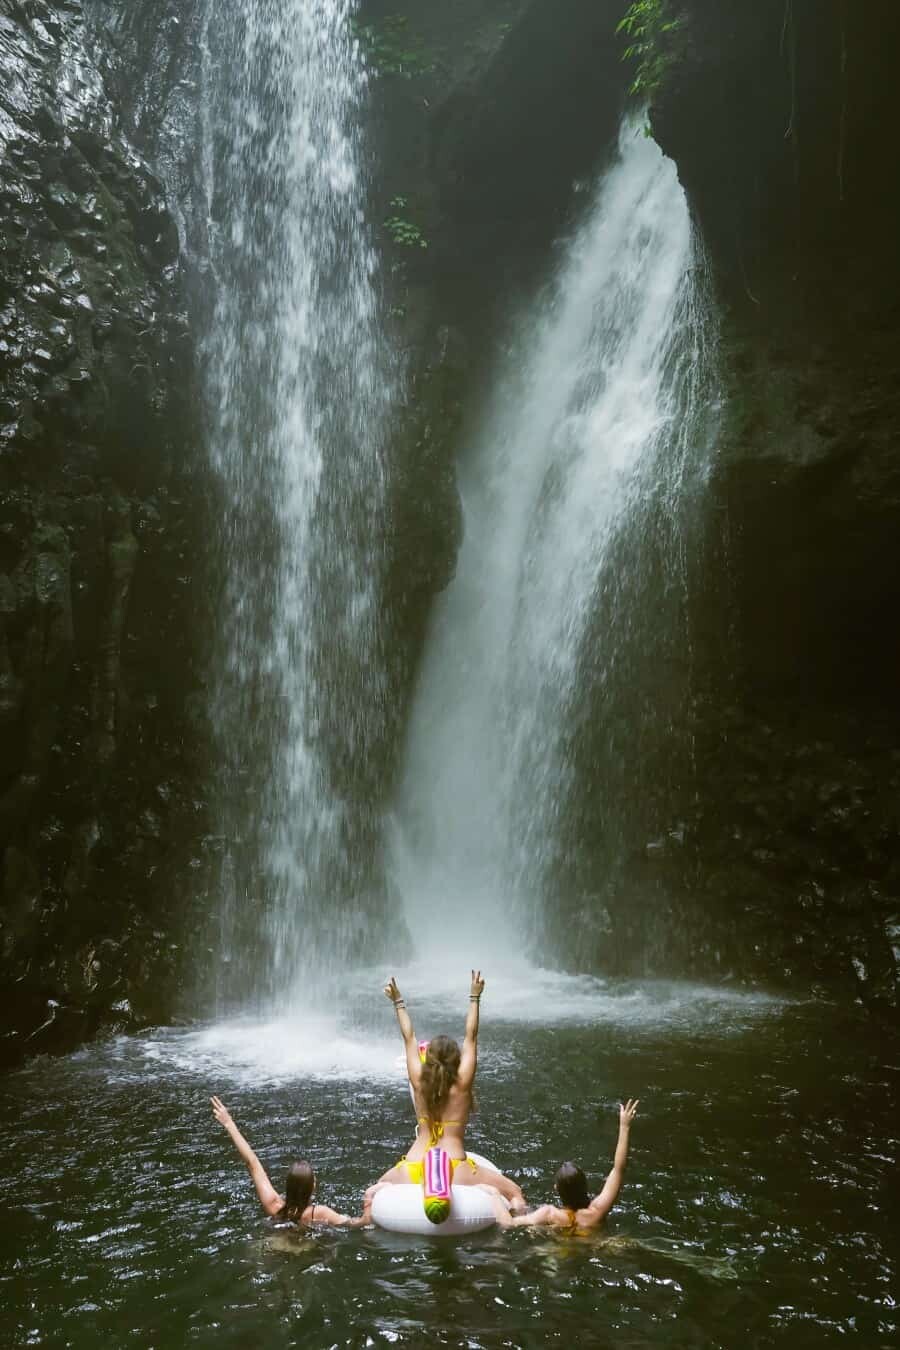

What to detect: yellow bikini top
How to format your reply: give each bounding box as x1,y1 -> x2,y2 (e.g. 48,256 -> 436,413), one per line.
417,1116 -> 463,1147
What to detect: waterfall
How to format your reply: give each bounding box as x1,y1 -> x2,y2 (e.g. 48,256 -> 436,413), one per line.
200,1 -> 392,1007
392,117 -> 718,968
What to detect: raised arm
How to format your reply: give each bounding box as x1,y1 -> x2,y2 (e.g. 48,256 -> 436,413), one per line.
458,969 -> 483,1089
588,1098 -> 639,1222
211,1096 -> 283,1217
384,976 -> 421,1088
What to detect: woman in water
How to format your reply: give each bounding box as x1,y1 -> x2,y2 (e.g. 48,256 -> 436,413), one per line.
211,1096 -> 370,1228
367,971 -> 526,1211
485,1098 -> 639,1232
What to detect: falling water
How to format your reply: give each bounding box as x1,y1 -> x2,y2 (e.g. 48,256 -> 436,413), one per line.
200,1 -> 392,1007
392,117 -> 718,967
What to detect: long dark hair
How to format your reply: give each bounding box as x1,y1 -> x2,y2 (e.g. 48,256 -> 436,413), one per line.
420,1034 -> 461,1121
279,1160 -> 315,1222
555,1161 -> 590,1211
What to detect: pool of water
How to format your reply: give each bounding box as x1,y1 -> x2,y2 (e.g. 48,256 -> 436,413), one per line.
1,972 -> 896,1348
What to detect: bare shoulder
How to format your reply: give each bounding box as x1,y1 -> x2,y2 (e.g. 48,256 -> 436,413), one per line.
575,1206 -> 604,1229
304,1203 -> 346,1226
525,1204 -> 568,1227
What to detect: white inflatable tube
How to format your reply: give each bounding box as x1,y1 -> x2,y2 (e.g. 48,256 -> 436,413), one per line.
371,1151 -> 501,1237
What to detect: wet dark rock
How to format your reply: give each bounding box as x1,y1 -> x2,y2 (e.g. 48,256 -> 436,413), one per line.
431,0 -> 627,292
564,0 -> 900,1006
388,325 -> 466,601
0,0 -> 210,1066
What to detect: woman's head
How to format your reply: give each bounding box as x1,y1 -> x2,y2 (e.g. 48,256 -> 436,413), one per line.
280,1160 -> 315,1221
555,1161 -> 590,1211
420,1034 -> 461,1121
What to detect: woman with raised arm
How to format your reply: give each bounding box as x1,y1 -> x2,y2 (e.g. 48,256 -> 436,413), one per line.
367,971 -> 526,1211
210,1096 -> 369,1228
486,1098 -> 639,1233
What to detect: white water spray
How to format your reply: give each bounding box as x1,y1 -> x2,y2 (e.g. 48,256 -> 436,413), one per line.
201,1 -> 392,1006
393,118 -> 717,964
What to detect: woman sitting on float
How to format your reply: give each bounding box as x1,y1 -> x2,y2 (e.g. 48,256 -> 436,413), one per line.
367,970 -> 526,1217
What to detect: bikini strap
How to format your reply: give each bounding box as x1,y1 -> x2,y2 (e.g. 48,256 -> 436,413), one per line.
418,1115 -> 447,1146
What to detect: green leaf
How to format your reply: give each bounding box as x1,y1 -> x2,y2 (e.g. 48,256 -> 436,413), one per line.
617,0 -> 677,101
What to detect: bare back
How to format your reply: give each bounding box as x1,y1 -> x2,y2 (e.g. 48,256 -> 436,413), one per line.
406,1079 -> 472,1161
547,1204 -> 602,1233
499,1201 -> 604,1233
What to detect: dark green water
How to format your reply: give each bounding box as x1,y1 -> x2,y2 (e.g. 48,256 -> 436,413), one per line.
1,976 -> 896,1348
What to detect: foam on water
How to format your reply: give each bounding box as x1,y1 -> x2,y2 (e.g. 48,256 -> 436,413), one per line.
384,964 -> 785,1030
133,1017 -> 400,1087
116,970 -> 786,1088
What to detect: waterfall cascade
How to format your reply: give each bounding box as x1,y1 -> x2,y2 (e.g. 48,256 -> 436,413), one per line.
393,118 -> 719,968
200,0 -> 392,1008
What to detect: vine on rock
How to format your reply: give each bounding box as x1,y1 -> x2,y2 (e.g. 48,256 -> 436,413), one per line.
384,196 -> 428,250
352,14 -> 435,80
617,0 -> 681,99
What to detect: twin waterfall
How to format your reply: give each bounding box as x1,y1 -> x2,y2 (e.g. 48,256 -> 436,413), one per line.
201,1 -> 392,1006
394,122 -> 715,965
201,5 -> 717,1006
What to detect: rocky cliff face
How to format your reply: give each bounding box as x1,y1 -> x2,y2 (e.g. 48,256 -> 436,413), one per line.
639,0 -> 900,1007
0,0 -> 209,1063
3,0 -> 896,1064
388,0 -> 900,1010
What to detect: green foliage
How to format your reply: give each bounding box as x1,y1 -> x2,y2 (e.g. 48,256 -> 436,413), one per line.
384,197 -> 427,250
616,0 -> 681,99
352,14 -> 434,80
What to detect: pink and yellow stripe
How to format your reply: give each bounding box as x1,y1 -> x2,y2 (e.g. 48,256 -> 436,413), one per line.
422,1146 -> 452,1225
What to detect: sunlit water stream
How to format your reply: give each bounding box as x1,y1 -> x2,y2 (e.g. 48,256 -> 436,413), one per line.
2,981 -> 895,1348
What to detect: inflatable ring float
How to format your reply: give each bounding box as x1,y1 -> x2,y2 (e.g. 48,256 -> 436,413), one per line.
371,1150 -> 501,1237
